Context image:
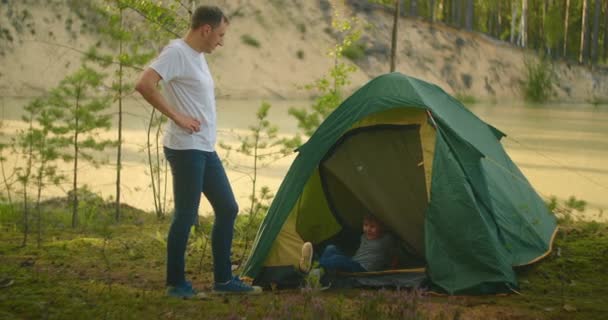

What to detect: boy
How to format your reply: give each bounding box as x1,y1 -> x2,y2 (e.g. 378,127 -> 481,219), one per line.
299,214 -> 395,274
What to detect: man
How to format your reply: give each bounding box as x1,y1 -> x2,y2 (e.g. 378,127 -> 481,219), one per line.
135,5 -> 261,297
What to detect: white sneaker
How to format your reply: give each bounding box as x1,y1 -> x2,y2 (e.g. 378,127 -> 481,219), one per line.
299,242 -> 314,273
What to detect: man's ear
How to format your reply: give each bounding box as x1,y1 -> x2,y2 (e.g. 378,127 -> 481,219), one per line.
201,24 -> 212,36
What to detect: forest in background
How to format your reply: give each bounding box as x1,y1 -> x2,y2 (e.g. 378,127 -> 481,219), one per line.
366,0 -> 608,65
2,0 -> 607,66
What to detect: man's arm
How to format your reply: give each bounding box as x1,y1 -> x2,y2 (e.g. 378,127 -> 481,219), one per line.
134,68 -> 201,133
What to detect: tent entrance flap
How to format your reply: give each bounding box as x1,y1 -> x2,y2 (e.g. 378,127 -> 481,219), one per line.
319,125 -> 429,257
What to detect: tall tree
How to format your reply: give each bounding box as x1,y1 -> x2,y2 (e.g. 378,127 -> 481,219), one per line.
520,0 -> 528,47
391,0 -> 400,71
580,0 -> 591,63
456,0 -> 463,27
450,0 -> 458,25
564,0 -> 571,56
541,0 -> 548,51
429,0 -> 436,22
604,0 -> 608,61
591,0 -> 602,63
411,0 -> 418,16
511,0 -> 519,44
545,0 -> 564,56
465,0 -> 474,31
497,1 -> 504,38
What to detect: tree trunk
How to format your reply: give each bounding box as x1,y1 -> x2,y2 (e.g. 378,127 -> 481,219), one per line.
147,109 -> 161,219
542,0 -> 548,53
115,7 -> 123,222
439,0 -> 447,23
579,0 -> 590,63
520,0 -> 528,47
456,0 -> 463,27
36,161 -> 44,248
22,183 -> 28,247
563,0 -> 570,56
155,112 -> 163,217
465,0 -> 473,31
390,0 -> 400,72
452,0 -> 457,26
72,94 -> 80,228
584,0 -> 593,60
497,1 -> 503,38
590,0 -> 602,63
411,0 -> 418,17
604,0 -> 608,61
429,0 -> 436,23
511,0 -> 518,44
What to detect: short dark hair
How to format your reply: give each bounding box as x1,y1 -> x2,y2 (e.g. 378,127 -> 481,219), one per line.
363,214 -> 379,224
191,6 -> 228,30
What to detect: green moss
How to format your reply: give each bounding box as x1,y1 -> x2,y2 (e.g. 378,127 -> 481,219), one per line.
509,222 -> 608,319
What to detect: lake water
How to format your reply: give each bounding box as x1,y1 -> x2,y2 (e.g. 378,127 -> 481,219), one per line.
1,97 -> 607,221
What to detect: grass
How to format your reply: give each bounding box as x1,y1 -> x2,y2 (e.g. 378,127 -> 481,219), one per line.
1,198 -> 607,319
508,222 -> 608,319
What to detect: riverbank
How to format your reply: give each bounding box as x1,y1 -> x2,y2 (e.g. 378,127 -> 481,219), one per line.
1,1 -> 607,103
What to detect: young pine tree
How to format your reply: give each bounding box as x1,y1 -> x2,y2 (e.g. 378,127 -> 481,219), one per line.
87,0 -> 157,222
220,102 -> 292,266
29,100 -> 66,247
47,66 -> 115,228
13,99 -> 41,246
287,0 -> 362,143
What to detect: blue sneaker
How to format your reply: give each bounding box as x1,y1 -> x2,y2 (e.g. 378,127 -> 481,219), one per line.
213,276 -> 263,295
166,281 -> 208,299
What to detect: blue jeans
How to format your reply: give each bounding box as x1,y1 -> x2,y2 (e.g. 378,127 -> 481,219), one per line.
164,148 -> 238,286
319,245 -> 366,272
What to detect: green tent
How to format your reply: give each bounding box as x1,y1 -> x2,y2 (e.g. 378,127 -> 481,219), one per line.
241,72 -> 557,294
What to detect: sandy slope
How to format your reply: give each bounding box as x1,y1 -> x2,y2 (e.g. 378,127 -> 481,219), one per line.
1,1 -> 607,102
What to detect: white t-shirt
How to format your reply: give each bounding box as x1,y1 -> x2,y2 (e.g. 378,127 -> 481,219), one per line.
149,39 -> 216,151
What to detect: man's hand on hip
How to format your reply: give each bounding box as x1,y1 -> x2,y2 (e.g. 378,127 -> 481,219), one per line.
175,114 -> 201,134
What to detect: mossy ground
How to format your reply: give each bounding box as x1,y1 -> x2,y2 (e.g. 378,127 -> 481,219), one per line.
1,199 -> 607,319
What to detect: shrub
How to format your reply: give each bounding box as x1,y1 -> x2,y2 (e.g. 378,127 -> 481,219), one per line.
523,58 -> 555,103
565,195 -> 586,212
241,34 -> 260,48
547,195 -> 587,224
297,23 -> 306,34
296,49 -> 304,60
